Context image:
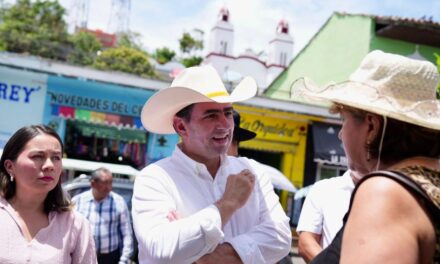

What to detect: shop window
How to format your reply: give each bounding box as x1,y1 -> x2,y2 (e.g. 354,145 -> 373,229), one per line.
316,164 -> 346,181
64,120 -> 147,169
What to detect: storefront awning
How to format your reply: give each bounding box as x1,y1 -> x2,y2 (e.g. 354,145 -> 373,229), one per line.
72,120 -> 147,143
312,123 -> 347,166
51,105 -> 143,129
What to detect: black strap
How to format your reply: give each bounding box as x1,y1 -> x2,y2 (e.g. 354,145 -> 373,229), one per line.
344,170 -> 440,223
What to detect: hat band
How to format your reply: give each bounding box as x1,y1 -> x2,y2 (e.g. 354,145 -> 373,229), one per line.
206,91 -> 229,98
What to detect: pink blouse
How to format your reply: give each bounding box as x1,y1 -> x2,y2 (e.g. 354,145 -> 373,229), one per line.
0,196 -> 97,264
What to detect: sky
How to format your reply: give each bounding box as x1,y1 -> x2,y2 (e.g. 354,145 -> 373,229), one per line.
58,0 -> 440,57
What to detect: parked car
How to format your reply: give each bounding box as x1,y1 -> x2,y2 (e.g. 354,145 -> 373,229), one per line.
63,174 -> 135,209
61,158 -> 139,183
63,175 -> 138,263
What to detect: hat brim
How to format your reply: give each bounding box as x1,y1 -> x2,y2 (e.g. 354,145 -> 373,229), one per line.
141,76 -> 257,134
294,78 -> 440,130
234,127 -> 257,142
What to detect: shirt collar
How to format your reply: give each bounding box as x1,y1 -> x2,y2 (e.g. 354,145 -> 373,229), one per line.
172,144 -> 229,177
81,189 -> 112,203
342,170 -> 355,189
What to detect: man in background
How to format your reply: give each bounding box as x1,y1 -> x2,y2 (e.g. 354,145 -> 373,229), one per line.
73,167 -> 133,264
296,170 -> 355,262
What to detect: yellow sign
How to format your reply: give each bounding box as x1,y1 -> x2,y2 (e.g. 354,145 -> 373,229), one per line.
239,112 -> 307,143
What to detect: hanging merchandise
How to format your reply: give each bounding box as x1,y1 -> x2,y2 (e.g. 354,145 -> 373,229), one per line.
102,139 -> 108,157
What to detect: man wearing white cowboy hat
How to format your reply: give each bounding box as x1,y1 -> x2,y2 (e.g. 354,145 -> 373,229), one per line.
293,50 -> 440,263
132,65 -> 292,264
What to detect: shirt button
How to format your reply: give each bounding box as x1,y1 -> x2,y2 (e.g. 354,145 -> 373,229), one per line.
196,165 -> 204,175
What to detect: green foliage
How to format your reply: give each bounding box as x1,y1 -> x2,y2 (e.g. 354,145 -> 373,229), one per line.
435,53 -> 440,99
67,31 -> 102,66
181,56 -> 203,68
178,32 -> 203,67
0,0 -> 70,60
117,31 -> 144,52
153,47 -> 176,64
93,46 -> 156,77
179,32 -> 203,54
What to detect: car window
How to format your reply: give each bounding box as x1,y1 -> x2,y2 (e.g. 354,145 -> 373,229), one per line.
68,187 -> 90,199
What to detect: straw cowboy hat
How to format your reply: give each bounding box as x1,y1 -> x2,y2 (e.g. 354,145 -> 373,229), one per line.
141,65 -> 257,134
292,50 -> 440,130
232,110 -> 257,142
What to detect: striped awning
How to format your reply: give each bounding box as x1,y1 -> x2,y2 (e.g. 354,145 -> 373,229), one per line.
51,105 -> 143,130
69,120 -> 147,143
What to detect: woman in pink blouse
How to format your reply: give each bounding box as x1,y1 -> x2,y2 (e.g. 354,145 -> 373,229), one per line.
0,125 -> 97,264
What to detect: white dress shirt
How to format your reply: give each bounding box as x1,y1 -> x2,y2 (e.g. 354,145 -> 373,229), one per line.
296,170 -> 354,248
132,146 -> 291,264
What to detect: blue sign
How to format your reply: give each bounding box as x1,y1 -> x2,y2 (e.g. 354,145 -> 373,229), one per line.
0,66 -> 47,148
46,75 -> 155,117
147,133 -> 179,163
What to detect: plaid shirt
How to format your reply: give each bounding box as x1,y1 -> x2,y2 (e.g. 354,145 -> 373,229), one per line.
73,190 -> 133,264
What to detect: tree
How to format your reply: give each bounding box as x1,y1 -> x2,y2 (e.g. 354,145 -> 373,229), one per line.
179,32 -> 203,54
117,31 -> 145,52
93,46 -> 156,78
181,56 -> 203,68
153,47 -> 176,64
0,0 -> 70,60
178,31 -> 203,67
67,31 -> 102,66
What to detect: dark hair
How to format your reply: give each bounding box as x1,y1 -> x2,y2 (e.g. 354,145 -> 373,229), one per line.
0,125 -> 72,213
372,118 -> 440,164
90,167 -> 112,182
175,104 -> 194,121
331,104 -> 440,164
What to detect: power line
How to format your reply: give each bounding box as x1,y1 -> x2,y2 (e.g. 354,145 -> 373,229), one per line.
107,0 -> 131,34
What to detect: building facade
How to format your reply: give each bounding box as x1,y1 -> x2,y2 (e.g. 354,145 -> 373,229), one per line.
0,52 -> 179,171
266,12 -> 440,186
203,7 -> 294,94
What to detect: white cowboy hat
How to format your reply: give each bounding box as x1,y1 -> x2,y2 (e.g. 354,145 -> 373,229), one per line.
292,50 -> 440,130
141,65 -> 257,134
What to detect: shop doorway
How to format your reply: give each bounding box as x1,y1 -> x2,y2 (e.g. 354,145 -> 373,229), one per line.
64,120 -> 147,169
239,148 -> 282,171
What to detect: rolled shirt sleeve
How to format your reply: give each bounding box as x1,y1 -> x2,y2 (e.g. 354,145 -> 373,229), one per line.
296,183 -> 324,235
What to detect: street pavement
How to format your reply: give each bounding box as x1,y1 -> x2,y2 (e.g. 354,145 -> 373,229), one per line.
290,245 -> 306,264
290,235 -> 306,264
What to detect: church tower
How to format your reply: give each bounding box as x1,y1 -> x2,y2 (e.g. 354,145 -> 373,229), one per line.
267,19 -> 294,67
208,6 -> 234,56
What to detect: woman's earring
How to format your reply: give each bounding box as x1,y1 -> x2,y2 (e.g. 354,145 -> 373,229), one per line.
9,174 -> 14,182
366,141 -> 371,162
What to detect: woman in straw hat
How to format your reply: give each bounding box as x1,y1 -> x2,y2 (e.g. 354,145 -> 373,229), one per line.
295,50 -> 440,263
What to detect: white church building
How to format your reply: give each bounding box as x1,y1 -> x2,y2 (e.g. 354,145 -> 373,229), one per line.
203,7 -> 294,94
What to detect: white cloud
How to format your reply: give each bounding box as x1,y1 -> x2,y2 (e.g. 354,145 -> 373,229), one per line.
58,0 -> 438,57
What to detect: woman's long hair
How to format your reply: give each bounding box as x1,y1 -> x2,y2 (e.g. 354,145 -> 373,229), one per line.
0,125 -> 72,213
